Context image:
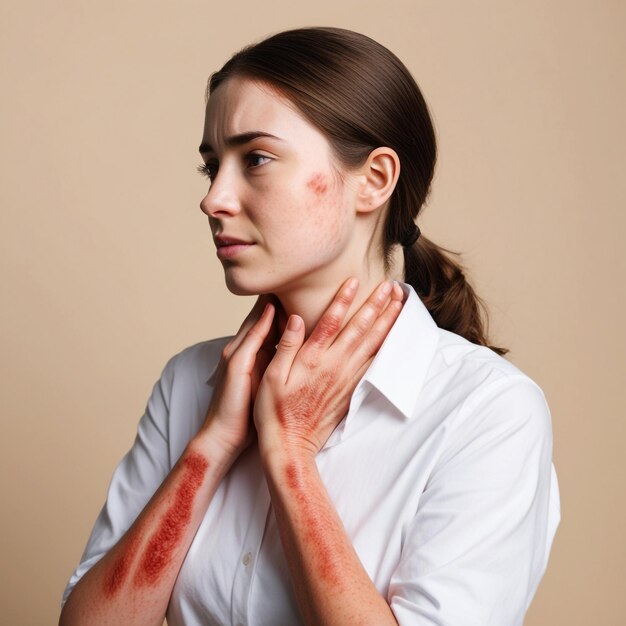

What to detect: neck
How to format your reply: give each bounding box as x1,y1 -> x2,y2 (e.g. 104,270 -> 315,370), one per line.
270,246 -> 405,341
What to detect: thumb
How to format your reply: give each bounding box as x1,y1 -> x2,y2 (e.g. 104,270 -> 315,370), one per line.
272,315 -> 305,378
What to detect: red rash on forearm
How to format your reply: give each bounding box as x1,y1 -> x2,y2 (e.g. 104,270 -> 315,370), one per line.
284,461 -> 343,588
101,451 -> 209,598
273,366 -> 351,586
103,534 -> 140,598
133,452 -> 209,587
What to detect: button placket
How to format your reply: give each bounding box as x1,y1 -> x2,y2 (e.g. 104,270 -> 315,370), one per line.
230,452 -> 271,626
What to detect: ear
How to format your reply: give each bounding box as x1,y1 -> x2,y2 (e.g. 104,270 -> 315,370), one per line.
354,146 -> 400,215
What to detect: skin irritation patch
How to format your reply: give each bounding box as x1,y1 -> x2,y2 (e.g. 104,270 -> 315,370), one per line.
132,452 -> 209,587
306,172 -> 329,196
277,370 -> 338,441
275,367 -> 352,589
284,460 -> 343,588
103,534 -> 140,598
301,170 -> 348,254
93,451 -> 211,597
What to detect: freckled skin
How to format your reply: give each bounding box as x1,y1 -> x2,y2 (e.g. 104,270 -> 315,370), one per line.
280,170 -> 344,273
305,173 -> 344,252
132,452 -> 209,588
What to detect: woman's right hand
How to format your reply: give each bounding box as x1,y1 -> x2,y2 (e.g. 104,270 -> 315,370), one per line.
198,294 -> 278,459
59,300 -> 279,626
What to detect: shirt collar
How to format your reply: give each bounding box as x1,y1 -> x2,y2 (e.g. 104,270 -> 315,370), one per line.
206,282 -> 440,422
354,281 -> 439,420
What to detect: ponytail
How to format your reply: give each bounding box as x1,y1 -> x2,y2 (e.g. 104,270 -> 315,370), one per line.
403,236 -> 509,357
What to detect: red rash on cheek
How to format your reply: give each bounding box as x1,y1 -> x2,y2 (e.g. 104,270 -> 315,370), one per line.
306,172 -> 329,196
302,173 -> 346,251
132,452 -> 209,588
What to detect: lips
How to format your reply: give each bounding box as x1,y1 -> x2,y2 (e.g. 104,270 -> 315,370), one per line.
214,235 -> 256,260
214,236 -> 253,248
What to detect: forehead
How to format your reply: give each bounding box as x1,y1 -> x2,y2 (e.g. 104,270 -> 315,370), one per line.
202,76 -> 329,153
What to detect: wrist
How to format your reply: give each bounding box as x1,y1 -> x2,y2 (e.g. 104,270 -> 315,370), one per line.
191,421 -> 246,472
259,436 -> 317,479
257,414 -> 321,464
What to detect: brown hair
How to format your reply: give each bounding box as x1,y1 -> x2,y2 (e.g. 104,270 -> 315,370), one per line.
207,26 -> 508,356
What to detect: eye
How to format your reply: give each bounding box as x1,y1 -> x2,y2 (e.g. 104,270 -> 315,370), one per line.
246,153 -> 272,169
195,153 -> 272,181
196,161 -> 217,180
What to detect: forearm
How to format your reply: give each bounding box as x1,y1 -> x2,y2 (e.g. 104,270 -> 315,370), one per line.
262,450 -> 398,626
60,426 -> 236,626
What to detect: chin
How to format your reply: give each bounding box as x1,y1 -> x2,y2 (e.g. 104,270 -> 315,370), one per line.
224,276 -> 258,296
223,271 -> 277,297
222,258 -> 330,297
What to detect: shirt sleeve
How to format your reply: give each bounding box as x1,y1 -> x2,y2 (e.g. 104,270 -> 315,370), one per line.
60,350 -> 178,609
388,374 -> 560,626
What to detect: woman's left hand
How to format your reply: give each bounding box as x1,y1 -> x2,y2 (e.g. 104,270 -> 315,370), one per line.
253,277 -> 405,460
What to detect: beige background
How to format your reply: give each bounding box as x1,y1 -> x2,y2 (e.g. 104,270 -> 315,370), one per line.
1,1 -> 624,624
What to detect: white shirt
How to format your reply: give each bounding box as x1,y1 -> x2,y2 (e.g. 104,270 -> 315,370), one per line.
62,281 -> 561,626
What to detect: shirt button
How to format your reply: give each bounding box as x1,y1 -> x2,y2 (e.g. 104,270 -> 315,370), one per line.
242,551 -> 253,566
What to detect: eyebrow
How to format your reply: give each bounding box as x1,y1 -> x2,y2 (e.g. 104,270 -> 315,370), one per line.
198,131 -> 284,154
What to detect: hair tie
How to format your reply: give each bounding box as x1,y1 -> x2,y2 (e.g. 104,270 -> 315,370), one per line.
401,225 -> 421,248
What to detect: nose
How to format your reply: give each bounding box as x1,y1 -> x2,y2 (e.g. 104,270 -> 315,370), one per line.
199,167 -> 241,218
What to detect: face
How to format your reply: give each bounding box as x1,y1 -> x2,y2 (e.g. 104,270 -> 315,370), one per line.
198,76 -> 360,296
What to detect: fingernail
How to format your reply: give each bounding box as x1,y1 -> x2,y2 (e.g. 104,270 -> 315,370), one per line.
287,316 -> 302,331
347,277 -> 359,291
381,280 -> 392,295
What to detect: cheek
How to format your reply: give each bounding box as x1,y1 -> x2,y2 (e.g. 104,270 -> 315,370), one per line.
306,172 -> 329,196
257,172 -> 348,261
302,172 -> 346,248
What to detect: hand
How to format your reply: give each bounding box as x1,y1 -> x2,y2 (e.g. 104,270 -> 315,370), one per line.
200,293 -> 279,458
253,277 -> 405,459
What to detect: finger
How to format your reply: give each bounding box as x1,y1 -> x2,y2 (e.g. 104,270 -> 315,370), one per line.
378,281 -> 405,315
229,302 -> 276,372
224,294 -> 273,357
351,354 -> 376,388
372,281 -> 405,322
305,276 -> 359,352
351,295 -> 404,365
260,297 -> 282,351
270,314 -> 306,382
390,280 -> 405,303
332,280 -> 394,353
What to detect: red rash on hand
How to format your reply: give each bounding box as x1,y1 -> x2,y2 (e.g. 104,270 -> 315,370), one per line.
132,452 -> 209,588
306,172 -> 329,196
277,369 -> 338,442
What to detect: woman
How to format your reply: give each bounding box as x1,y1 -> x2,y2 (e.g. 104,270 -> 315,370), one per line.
60,26 -> 560,625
